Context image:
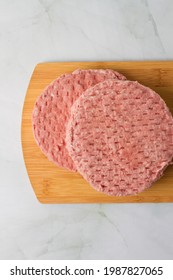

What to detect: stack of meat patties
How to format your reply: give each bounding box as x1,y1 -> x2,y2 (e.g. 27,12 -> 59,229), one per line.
32,69 -> 173,196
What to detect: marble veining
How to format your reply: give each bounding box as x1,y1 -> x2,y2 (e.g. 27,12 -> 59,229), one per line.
0,0 -> 173,260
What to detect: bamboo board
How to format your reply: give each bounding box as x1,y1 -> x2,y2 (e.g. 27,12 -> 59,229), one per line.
21,61 -> 173,203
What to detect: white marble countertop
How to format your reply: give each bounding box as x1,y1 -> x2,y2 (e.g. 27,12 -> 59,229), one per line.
0,0 -> 173,260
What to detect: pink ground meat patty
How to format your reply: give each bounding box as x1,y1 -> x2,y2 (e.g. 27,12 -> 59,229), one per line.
66,80 -> 173,196
32,69 -> 126,171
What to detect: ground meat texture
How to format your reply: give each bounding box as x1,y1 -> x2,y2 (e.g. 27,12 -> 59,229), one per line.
66,80 -> 173,196
72,68 -> 126,81
32,69 -> 126,171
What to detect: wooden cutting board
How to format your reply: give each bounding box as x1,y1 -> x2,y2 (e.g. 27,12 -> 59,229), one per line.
22,61 -> 173,203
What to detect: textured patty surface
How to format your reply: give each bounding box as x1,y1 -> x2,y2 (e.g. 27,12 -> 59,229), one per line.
32,69 -> 126,170
66,80 -> 173,195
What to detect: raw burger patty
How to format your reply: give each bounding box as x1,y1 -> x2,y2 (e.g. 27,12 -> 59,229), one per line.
66,80 -> 173,196
32,69 -> 126,171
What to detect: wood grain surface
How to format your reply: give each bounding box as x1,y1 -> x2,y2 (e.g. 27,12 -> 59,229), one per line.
21,61 -> 173,203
